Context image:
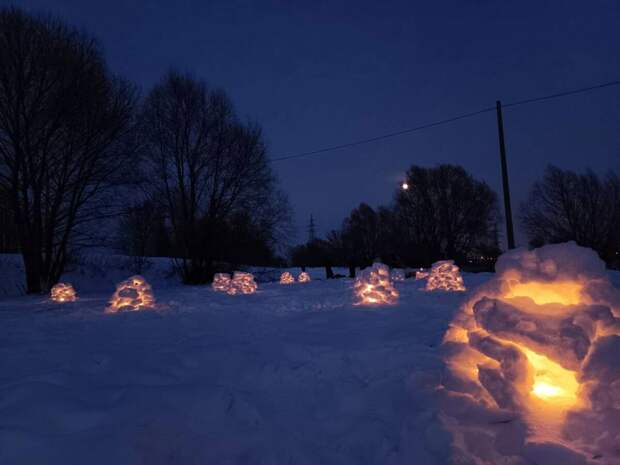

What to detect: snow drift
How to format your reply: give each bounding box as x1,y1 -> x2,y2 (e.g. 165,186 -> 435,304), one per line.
440,242 -> 620,464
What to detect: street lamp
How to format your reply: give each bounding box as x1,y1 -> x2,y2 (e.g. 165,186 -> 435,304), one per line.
401,181 -> 409,191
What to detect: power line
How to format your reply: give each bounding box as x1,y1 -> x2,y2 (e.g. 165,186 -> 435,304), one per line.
271,78 -> 620,163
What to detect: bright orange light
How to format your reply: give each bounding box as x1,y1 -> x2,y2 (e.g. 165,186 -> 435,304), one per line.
50,283 -> 77,302
426,261 -> 465,291
227,272 -> 257,295
298,272 -> 311,283
521,347 -> 580,406
504,281 -> 582,305
213,273 -> 232,292
280,272 -> 295,284
353,263 -> 399,305
107,275 -> 155,312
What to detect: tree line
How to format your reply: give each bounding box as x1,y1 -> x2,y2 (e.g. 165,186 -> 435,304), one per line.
0,8 -> 290,293
1,8 -> 618,294
292,163 -> 620,275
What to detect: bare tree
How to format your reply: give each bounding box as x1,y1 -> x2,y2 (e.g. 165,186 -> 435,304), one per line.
393,164 -> 500,265
521,165 -> 620,265
140,71 -> 290,283
0,8 -> 138,293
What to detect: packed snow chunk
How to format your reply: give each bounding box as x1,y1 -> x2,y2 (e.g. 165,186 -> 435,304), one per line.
280,271 -> 295,284
212,273 -> 232,292
353,262 -> 399,305
298,271 -> 311,283
227,271 -> 257,295
415,270 -> 429,280
107,275 -> 156,312
391,269 -> 405,281
440,242 -> 620,465
425,260 -> 465,291
50,282 -> 77,302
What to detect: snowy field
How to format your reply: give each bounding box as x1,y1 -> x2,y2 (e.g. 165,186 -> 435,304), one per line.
1,255 -> 618,464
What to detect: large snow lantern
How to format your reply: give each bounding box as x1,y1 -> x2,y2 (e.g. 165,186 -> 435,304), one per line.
227,271 -> 257,295
425,260 -> 465,291
212,273 -> 232,292
280,272 -> 295,284
298,271 -> 311,283
107,275 -> 155,312
391,269 -> 405,281
353,262 -> 399,305
440,242 -> 620,464
50,282 -> 77,302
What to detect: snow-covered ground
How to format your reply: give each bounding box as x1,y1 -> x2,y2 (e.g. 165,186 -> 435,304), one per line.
1,254 -> 618,464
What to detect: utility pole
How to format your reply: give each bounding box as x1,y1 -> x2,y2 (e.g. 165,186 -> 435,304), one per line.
307,214 -> 316,243
496,100 -> 516,250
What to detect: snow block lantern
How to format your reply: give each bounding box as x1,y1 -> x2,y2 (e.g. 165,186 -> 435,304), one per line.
227,271 -> 257,295
107,275 -> 155,312
50,282 -> 77,302
212,273 -> 232,292
280,272 -> 295,284
440,242 -> 620,464
425,260 -> 465,291
298,271 -> 311,283
415,270 -> 429,280
353,262 -> 399,305
391,269 -> 405,281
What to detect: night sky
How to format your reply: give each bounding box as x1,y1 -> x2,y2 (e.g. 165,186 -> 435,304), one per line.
8,0 -> 620,246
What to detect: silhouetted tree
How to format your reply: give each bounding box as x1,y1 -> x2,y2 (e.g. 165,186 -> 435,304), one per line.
393,164 -> 500,266
0,8 -> 138,293
341,203 -> 381,270
521,166 -> 620,265
140,71 -> 290,283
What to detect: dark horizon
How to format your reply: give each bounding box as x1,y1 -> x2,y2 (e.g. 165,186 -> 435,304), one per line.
7,0 -> 620,246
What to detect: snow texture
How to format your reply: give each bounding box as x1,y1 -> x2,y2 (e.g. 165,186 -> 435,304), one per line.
425,260 -> 465,291
440,242 -> 620,465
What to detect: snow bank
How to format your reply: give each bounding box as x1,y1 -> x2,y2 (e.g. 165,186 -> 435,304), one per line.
440,242 -> 620,464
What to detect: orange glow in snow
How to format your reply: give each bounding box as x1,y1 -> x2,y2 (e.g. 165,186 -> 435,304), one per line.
504,281 -> 583,306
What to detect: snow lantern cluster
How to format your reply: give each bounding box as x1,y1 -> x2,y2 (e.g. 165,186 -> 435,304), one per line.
298,271 -> 311,283
212,273 -> 232,292
227,272 -> 258,295
107,275 -> 155,312
391,269 -> 405,281
280,272 -> 295,284
425,260 -> 465,291
212,272 -> 257,294
440,242 -> 620,464
353,262 -> 399,305
50,282 -> 77,302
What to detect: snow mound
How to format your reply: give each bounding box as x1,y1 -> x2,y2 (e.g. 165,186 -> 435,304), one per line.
426,260 -> 465,291
440,242 -> 620,464
353,262 -> 399,305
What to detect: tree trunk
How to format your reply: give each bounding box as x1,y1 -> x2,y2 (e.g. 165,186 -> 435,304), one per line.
325,265 -> 334,279
348,265 -> 355,278
22,249 -> 43,294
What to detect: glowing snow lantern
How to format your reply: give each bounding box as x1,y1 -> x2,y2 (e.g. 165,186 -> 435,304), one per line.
107,275 -> 155,312
280,271 -> 295,284
415,269 -> 429,280
353,262 -> 399,305
212,273 -> 232,292
440,242 -> 620,464
298,271 -> 311,283
425,260 -> 465,291
227,271 -> 257,295
50,282 -> 77,302
391,269 -> 405,281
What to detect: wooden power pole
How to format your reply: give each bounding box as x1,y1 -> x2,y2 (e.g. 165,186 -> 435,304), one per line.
495,100 -> 516,249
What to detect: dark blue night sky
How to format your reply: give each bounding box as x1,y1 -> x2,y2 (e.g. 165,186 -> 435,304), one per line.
8,0 -> 620,245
